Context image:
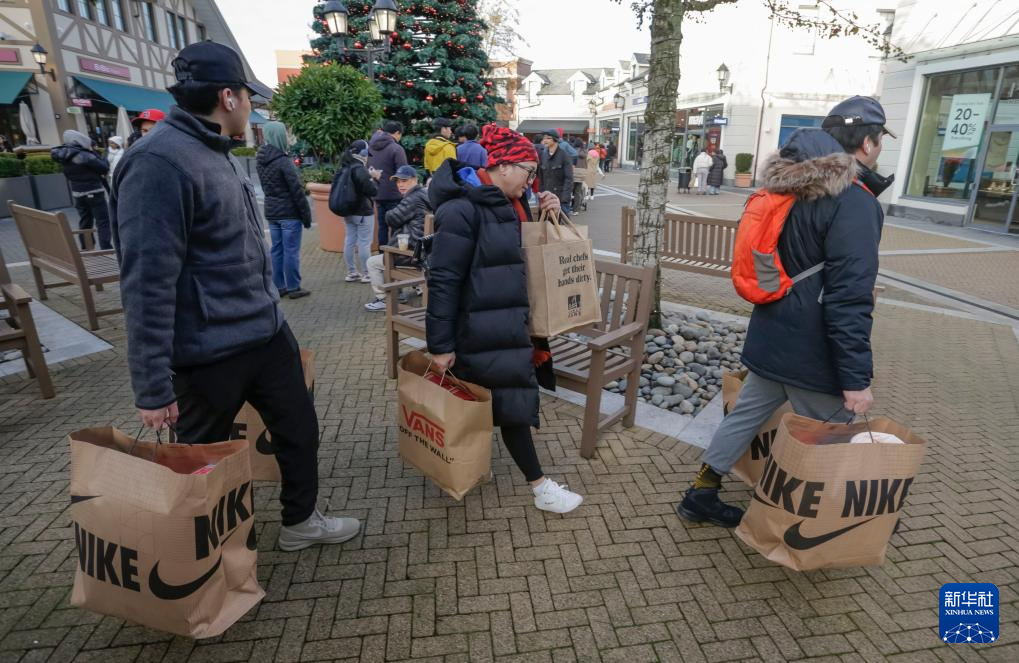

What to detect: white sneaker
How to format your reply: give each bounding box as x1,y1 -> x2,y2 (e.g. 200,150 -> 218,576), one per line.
364,298 -> 387,311
533,478 -> 583,514
345,273 -> 361,282
278,509 -> 361,552
360,275 -> 371,284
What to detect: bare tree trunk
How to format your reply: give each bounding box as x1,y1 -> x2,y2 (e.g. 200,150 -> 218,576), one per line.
631,0 -> 684,331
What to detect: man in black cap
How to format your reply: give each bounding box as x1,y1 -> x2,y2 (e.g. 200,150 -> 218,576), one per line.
676,95 -> 895,528
111,41 -> 361,551
538,129 -> 575,215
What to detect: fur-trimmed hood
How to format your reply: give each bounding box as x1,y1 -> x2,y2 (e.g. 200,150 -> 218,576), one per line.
760,129 -> 857,201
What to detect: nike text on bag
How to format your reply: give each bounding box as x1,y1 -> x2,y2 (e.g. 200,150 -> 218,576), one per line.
69,427 -> 263,638
735,413 -> 926,570
723,370 -> 792,487
327,166 -> 361,217
521,209 -> 602,337
731,191 -> 822,304
397,351 -> 493,500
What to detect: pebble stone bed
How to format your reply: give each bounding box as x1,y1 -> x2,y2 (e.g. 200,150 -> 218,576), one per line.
604,310 -> 746,415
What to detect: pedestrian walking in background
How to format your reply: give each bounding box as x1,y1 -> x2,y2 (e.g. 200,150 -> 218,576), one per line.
585,144 -> 602,197
677,96 -> 894,528
426,125 -> 584,514
51,130 -> 112,250
364,165 -> 431,311
605,141 -> 617,172
424,117 -> 458,175
693,149 -> 713,194
368,121 -> 408,248
257,120 -> 313,299
455,124 -> 488,169
112,41 -> 361,550
538,129 -> 574,215
707,148 -> 727,195
334,139 -> 381,283
106,136 -> 125,176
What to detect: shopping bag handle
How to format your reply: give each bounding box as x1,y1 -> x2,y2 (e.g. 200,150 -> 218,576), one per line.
129,425 -> 167,460
424,358 -> 473,394
536,207 -> 584,243
822,408 -> 876,443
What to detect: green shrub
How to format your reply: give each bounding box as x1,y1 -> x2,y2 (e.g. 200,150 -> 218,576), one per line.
0,158 -> 25,177
25,157 -> 63,175
0,152 -> 19,160
300,165 -> 336,185
735,153 -> 754,174
231,146 -> 257,157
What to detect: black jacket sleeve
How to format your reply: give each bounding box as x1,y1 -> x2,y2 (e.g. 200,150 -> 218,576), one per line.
78,150 -> 110,175
385,187 -> 430,232
353,164 -> 379,200
822,192 -> 882,391
425,200 -> 476,355
560,152 -> 574,203
283,159 -> 312,227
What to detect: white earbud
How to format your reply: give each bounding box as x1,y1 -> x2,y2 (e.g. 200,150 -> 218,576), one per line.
227,99 -> 236,111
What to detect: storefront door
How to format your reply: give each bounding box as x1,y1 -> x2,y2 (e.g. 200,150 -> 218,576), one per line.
969,125 -> 1019,233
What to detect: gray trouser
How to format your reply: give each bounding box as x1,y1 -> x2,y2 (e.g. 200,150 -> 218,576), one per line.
702,371 -> 851,474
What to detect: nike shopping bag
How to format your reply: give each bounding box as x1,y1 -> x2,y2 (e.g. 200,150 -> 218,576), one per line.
521,209 -> 602,337
724,370 -> 792,487
397,351 -> 493,500
735,413 -> 926,570
69,427 -> 264,638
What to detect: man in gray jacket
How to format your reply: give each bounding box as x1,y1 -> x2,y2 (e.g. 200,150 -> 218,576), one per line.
111,41 -> 359,552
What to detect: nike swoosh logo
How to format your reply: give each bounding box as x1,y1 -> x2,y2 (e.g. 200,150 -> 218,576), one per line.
148,556 -> 222,601
254,430 -> 274,455
783,518 -> 877,550
70,495 -> 100,504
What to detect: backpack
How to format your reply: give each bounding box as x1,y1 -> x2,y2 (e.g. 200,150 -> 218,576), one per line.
731,190 -> 822,304
327,165 -> 360,217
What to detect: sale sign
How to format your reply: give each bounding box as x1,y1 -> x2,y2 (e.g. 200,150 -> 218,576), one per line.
942,93 -> 992,159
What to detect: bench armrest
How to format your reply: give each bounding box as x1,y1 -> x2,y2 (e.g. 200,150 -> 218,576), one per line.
1,282 -> 32,305
71,228 -> 96,251
380,276 -> 425,292
587,321 -> 646,352
80,249 -> 117,257
381,246 -> 414,258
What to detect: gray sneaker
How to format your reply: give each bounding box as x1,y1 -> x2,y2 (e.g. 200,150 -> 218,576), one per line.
278,509 -> 361,552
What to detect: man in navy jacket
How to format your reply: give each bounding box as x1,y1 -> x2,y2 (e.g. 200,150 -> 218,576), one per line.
677,96 -> 895,528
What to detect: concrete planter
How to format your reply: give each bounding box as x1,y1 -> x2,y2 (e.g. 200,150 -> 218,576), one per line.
734,173 -> 753,188
31,173 -> 72,210
307,182 -> 345,252
0,176 -> 35,216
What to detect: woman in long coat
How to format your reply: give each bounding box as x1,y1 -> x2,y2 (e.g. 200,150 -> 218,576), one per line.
426,125 -> 584,514
707,149 -> 728,195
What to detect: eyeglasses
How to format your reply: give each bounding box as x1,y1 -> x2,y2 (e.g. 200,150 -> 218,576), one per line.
511,163 -> 537,183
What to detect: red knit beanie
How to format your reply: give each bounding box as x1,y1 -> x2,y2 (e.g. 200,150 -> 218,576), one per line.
479,124 -> 538,167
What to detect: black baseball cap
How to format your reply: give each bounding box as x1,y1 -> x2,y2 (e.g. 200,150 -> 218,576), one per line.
171,41 -> 273,100
822,95 -> 896,138
434,117 -> 452,129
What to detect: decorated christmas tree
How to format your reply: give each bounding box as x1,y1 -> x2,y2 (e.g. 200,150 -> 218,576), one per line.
309,1 -> 503,165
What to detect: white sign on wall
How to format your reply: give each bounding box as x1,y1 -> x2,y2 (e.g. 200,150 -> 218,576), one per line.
942,93 -> 992,159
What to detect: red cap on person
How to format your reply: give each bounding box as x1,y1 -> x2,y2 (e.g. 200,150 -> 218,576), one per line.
132,109 -> 166,125
479,124 -> 538,167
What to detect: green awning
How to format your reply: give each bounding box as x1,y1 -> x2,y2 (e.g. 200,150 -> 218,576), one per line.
0,72 -> 32,105
73,75 -> 174,112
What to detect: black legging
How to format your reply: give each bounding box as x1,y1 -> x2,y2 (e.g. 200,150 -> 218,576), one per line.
500,425 -> 543,482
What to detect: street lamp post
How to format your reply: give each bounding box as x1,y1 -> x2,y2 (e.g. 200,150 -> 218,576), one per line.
30,43 -> 56,82
716,63 -> 733,93
322,0 -> 398,81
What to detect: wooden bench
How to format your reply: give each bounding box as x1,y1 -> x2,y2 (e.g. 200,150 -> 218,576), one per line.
9,202 -> 121,331
620,206 -> 737,277
0,243 -> 54,398
383,258 -> 656,459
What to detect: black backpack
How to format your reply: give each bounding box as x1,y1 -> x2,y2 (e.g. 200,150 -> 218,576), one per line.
328,165 -> 361,216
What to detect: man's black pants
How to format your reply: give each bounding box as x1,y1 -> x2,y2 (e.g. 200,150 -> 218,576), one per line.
172,323 -> 318,526
74,191 -> 112,250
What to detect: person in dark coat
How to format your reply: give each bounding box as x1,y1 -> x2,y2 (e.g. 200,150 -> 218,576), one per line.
605,141 -> 617,172
51,130 -> 111,250
677,96 -> 895,528
537,129 -> 574,215
707,149 -> 727,194
257,121 -> 313,298
426,125 -> 583,514
336,139 -> 381,282
455,124 -> 488,169
367,121 -> 408,247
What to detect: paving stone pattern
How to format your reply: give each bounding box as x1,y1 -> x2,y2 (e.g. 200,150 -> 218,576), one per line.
880,252 -> 1019,310
0,227 -> 1017,662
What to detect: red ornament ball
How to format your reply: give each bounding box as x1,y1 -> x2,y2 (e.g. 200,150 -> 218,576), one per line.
405,81 -> 414,88
459,97 -> 467,104
425,95 -> 433,102
353,41 -> 363,49
485,81 -> 493,87
446,40 -> 453,47
403,41 -> 412,50
476,94 -> 484,100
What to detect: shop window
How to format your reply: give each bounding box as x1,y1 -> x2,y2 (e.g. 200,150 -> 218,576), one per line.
177,15 -> 189,46
626,119 -> 646,162
197,23 -> 207,41
165,12 -> 178,49
993,65 -> 1019,124
778,115 -> 824,147
142,2 -> 158,43
111,0 -> 126,32
906,67 -> 999,200
94,0 -> 109,26
58,0 -> 72,12
76,0 -> 92,20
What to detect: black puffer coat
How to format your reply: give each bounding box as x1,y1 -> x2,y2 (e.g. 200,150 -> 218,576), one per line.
741,129 -> 885,395
707,152 -> 727,187
385,184 -> 431,262
256,144 -> 312,227
425,160 -> 539,427
538,145 -> 574,204
51,144 -> 108,193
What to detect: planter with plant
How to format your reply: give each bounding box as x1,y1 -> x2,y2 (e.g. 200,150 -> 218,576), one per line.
734,153 -> 754,188
271,63 -> 382,252
25,155 -> 71,210
0,157 -> 32,216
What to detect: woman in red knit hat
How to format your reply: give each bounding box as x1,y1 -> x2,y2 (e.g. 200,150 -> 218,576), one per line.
424,124 -> 584,514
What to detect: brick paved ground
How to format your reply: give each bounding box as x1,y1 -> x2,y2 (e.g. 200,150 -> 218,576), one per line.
878,227 -> 989,251
879,252 -> 1019,310
1,223 -> 1017,662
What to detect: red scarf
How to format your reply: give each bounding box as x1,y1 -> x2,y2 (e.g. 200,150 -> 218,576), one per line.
477,168 -> 530,225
